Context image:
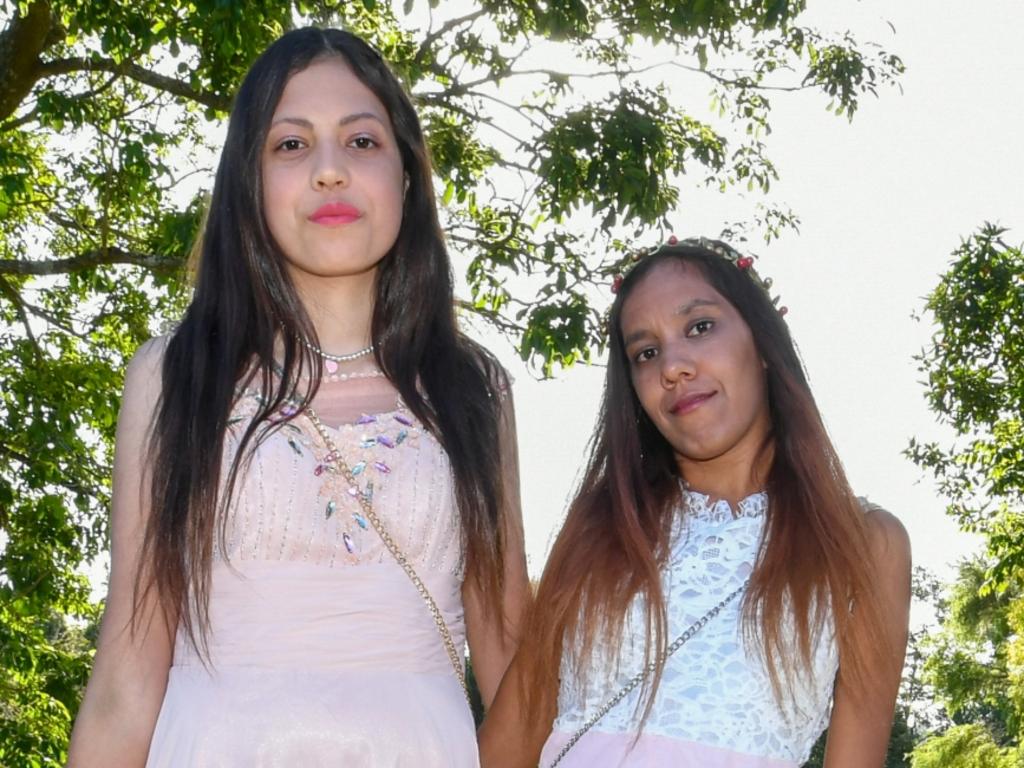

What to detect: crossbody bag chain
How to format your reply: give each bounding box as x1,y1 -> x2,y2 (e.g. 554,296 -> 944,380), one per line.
304,406 -> 472,706
548,579 -> 748,767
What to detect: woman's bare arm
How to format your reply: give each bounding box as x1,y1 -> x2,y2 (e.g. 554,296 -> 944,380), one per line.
463,389 -> 531,710
478,648 -> 557,768
476,387 -> 555,766
67,339 -> 175,767
823,507 -> 912,767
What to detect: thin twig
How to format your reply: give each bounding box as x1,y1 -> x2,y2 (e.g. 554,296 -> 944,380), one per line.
415,8 -> 487,67
37,57 -> 231,112
0,275 -> 41,354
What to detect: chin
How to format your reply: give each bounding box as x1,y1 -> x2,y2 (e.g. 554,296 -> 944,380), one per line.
672,438 -> 734,464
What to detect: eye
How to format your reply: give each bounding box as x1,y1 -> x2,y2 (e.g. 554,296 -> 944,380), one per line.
687,319 -> 714,337
632,347 -> 658,364
349,135 -> 378,150
274,137 -> 306,152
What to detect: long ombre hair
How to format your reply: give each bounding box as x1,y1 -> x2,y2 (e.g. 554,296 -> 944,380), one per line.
523,241 -> 886,721
135,28 -> 508,652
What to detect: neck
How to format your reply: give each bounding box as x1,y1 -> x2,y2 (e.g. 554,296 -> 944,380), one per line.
291,270 -> 376,354
676,444 -> 773,508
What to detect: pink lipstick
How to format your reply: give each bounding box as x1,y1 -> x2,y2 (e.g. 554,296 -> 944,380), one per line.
309,202 -> 361,226
669,392 -> 715,415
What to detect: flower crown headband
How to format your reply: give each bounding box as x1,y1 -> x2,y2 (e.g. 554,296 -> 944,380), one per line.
611,235 -> 788,317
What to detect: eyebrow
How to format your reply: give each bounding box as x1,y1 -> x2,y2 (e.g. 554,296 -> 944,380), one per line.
269,112 -> 387,130
675,297 -> 720,315
621,297 -> 721,346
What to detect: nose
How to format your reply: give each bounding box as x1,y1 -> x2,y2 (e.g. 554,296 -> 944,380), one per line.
312,143 -> 349,189
660,342 -> 696,387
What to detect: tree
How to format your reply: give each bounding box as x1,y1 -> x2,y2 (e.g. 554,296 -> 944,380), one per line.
906,225 -> 1024,766
907,559 -> 1024,767
908,225 -> 1024,591
804,562 -> 1022,768
924,561 -> 1020,742
0,0 -> 903,760
911,724 -> 1022,768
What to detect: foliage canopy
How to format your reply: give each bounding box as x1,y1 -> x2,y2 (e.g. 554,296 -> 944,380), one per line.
0,0 -> 903,760
908,225 -> 1024,591
907,225 -> 1024,766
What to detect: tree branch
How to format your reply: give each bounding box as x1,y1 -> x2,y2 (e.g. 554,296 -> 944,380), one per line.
37,57 -> 231,112
0,105 -> 40,131
0,0 -> 55,121
415,8 -> 487,68
0,444 -> 105,517
455,297 -> 525,336
44,211 -> 142,248
0,275 -> 41,354
21,295 -> 92,340
438,64 -> 630,96
667,61 -> 806,93
427,57 -> 809,105
417,95 -> 533,158
0,246 -> 181,276
0,73 -> 120,132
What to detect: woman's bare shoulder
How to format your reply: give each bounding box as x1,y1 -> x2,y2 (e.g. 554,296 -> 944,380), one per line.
858,498 -> 912,577
116,335 -> 173,439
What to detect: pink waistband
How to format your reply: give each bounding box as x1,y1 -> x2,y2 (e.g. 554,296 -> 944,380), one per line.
540,729 -> 798,768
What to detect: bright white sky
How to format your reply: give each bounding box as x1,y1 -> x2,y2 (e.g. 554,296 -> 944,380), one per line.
473,0 -> 1024,582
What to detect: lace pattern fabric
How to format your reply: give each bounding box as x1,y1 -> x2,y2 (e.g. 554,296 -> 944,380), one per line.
550,490 -> 838,765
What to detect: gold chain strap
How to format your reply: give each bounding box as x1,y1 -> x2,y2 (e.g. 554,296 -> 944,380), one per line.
303,405 -> 472,706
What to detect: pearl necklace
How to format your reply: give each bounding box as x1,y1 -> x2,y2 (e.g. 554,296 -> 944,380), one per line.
300,338 -> 375,372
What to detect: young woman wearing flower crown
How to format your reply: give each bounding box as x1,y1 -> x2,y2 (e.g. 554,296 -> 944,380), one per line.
479,238 -> 910,767
67,27 -> 528,767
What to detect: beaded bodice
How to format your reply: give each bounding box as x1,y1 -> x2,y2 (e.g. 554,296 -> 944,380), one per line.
553,490 -> 839,763
169,372 -> 468,674
212,376 -> 463,576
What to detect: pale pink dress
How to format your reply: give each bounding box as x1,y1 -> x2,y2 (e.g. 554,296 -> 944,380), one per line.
145,373 -> 477,766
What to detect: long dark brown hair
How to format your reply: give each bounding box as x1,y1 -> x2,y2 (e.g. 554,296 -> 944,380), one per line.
523,241 -> 886,720
135,28 -> 507,652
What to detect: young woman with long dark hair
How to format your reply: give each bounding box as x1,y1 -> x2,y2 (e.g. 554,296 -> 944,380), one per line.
480,238 -> 910,767
68,27 -> 528,766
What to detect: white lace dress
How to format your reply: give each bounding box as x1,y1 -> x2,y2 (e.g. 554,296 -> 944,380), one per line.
540,490 -> 839,767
